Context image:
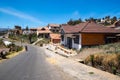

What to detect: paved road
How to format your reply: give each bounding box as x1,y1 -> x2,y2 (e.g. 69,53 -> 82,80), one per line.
0,45 -> 74,80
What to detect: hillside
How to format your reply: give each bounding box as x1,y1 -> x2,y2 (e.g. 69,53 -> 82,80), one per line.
72,42 -> 120,76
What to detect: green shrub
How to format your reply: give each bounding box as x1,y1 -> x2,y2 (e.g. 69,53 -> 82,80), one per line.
90,55 -> 94,67
0,39 -> 5,48
89,72 -> 94,74
16,46 -> 23,52
8,43 -> 23,52
112,66 -> 117,74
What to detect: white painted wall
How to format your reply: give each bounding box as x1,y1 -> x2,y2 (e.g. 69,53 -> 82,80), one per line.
61,34 -> 82,50
61,40 -> 65,45
72,34 -> 82,50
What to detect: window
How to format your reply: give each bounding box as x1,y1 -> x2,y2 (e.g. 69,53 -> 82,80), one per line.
41,28 -> 46,30
61,29 -> 65,34
74,35 -> 79,44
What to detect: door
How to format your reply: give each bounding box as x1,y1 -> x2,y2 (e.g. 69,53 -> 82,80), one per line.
67,37 -> 72,49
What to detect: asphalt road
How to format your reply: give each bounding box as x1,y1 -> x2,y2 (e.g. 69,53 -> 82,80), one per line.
0,45 -> 74,80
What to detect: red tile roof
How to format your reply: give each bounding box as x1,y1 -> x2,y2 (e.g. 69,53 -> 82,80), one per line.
37,27 -> 51,33
62,22 -> 120,34
48,24 -> 60,27
50,33 -> 61,39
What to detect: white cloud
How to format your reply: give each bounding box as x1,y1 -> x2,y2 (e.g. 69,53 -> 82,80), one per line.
73,11 -> 79,16
0,7 -> 44,24
71,11 -> 81,19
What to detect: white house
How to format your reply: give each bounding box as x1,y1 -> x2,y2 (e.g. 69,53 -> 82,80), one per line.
61,21 -> 120,50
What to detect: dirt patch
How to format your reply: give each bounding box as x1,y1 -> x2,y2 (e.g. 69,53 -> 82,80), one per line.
46,58 -> 58,65
72,48 -> 104,60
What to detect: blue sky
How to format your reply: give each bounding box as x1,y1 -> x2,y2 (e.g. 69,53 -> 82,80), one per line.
0,0 -> 120,28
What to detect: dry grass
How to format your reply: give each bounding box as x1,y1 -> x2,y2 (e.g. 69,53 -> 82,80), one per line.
75,42 -> 120,75
74,48 -> 104,60
74,42 -> 120,60
8,48 -> 24,58
85,53 -> 120,74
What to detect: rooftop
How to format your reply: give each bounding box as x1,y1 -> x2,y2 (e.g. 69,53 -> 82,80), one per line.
50,33 -> 61,39
37,27 -> 51,33
48,24 -> 60,27
62,21 -> 120,34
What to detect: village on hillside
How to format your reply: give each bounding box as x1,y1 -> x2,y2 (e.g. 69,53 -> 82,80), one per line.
1,0 -> 120,80
0,17 -> 120,80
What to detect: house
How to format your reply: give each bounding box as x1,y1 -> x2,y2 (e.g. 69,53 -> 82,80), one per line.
61,21 -> 120,50
30,28 -> 37,34
22,29 -> 30,35
22,28 -> 38,35
14,25 -> 22,35
37,27 -> 51,38
9,26 -> 22,35
48,24 -> 61,33
50,33 -> 61,43
106,20 -> 120,29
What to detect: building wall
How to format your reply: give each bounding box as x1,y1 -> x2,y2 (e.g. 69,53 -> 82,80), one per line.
51,39 -> 60,43
81,33 -> 105,46
75,34 -> 82,50
61,34 -> 82,50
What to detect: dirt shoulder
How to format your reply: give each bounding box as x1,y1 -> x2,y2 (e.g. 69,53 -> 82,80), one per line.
44,47 -> 120,80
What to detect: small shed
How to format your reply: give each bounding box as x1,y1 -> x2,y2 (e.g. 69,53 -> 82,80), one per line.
50,34 -> 61,43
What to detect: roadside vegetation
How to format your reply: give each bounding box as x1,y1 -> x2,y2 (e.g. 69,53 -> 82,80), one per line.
83,42 -> 120,76
0,39 -> 23,59
35,38 -> 50,46
0,39 -> 6,48
9,33 -> 37,44
67,16 -> 118,26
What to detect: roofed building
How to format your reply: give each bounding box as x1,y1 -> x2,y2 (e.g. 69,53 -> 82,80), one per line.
106,20 -> 120,29
30,28 -> 37,34
61,21 -> 120,50
14,25 -> 22,35
37,27 -> 51,38
48,24 -> 61,33
50,33 -> 61,43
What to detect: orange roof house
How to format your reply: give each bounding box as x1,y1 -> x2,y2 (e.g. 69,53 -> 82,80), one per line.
61,21 -> 120,50
50,33 -> 61,43
48,24 -> 61,33
37,27 -> 51,38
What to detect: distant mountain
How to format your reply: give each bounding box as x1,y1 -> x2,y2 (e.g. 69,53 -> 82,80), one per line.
0,28 -> 8,32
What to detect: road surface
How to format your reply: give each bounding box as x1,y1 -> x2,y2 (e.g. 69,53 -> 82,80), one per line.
0,45 -> 75,80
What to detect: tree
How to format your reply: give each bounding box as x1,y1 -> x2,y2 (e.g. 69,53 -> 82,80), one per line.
29,34 -> 32,44
111,16 -> 117,24
67,18 -> 83,25
85,19 -> 89,22
26,26 -> 29,31
89,17 -> 97,22
96,18 -> 101,22
105,16 -> 110,21
84,17 -> 97,22
67,19 -> 74,25
104,21 -> 111,26
74,18 -> 82,25
78,18 -> 82,23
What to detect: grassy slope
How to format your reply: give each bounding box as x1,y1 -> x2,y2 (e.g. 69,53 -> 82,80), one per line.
83,42 -> 120,75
